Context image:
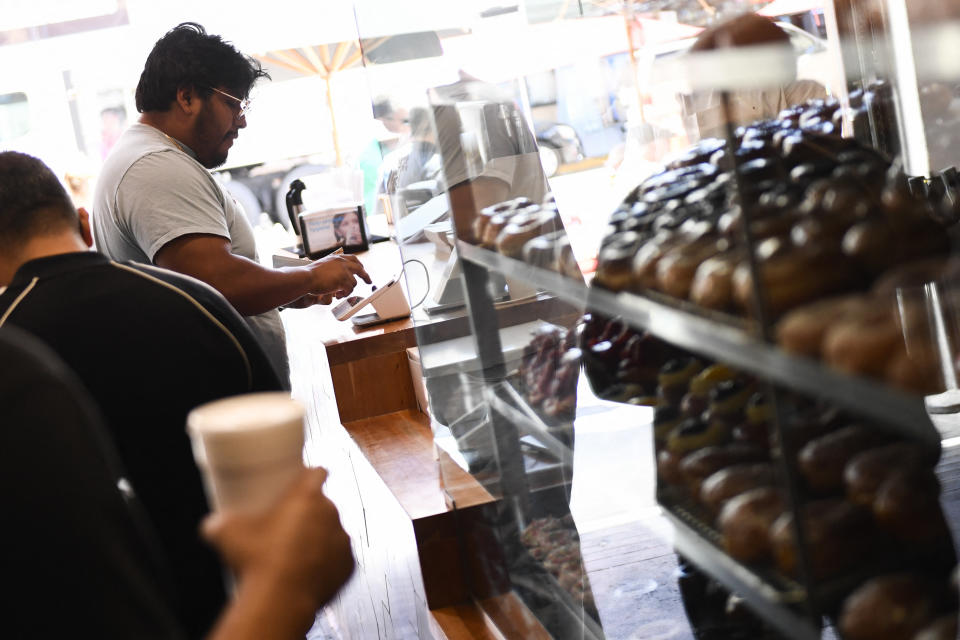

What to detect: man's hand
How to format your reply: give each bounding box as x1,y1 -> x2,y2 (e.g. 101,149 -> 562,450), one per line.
307,254 -> 371,299
281,293 -> 335,309
154,234 -> 371,316
202,468 -> 354,612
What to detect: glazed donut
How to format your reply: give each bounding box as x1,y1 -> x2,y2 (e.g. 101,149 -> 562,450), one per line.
838,573 -> 939,640
653,404 -> 684,445
700,462 -> 777,515
770,498 -> 873,580
718,208 -> 800,241
873,466 -> 950,544
657,448 -> 684,487
718,487 -> 786,563
482,208 -> 526,248
798,424 -> 888,493
657,357 -> 705,408
733,239 -> 863,318
822,305 -> 902,377
666,418 -> 731,456
678,443 -> 767,498
595,232 -> 645,292
497,208 -> 562,258
732,392 -> 772,447
680,364 -> 737,418
705,379 -> 757,429
523,230 -> 578,277
474,199 -> 528,245
664,139 -> 726,169
774,294 -> 874,357
790,210 -> 862,252
632,232 -> 685,290
775,408 -> 845,456
884,342 -> 944,395
843,218 -> 950,278
843,442 -> 935,507
655,236 -> 728,299
870,256 -> 960,300
690,249 -> 744,311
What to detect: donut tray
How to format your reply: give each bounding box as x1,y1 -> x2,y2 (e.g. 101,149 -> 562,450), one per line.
658,485 -> 958,635
495,485 -> 605,639
658,487 -> 808,604
457,240 -> 938,445
511,562 -> 605,640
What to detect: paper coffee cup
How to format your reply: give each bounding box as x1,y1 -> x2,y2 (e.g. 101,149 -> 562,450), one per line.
187,392 -> 306,514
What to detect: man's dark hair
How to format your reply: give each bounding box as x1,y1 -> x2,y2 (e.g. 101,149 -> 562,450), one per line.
332,212 -> 347,243
372,97 -> 394,120
691,13 -> 789,51
0,152 -> 78,253
408,107 -> 432,139
135,22 -> 270,113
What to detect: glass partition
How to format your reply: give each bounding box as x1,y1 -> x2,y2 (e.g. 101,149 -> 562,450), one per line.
353,1 -> 960,638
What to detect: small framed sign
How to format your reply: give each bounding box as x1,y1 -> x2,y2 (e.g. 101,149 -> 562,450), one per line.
298,204 -> 368,258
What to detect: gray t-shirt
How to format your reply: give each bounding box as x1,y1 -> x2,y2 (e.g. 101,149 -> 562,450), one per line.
92,123 -> 289,384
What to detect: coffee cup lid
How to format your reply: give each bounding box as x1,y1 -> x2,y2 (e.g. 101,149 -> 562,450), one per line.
187,392 -> 305,469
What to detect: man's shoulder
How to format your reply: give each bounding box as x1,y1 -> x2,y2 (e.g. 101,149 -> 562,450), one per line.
103,126 -> 207,189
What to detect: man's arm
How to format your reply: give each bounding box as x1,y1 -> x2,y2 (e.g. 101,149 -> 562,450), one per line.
155,234 -> 370,316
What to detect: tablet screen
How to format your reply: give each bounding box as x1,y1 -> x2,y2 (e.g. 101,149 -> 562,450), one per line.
299,204 -> 368,258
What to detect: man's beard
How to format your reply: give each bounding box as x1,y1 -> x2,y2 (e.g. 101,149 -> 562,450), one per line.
194,107 -> 230,169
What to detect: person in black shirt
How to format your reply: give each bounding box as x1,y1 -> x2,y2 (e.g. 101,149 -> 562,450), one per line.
0,326 -> 354,639
0,151 -> 282,637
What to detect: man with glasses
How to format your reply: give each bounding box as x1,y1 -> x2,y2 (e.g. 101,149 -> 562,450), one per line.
93,23 -> 370,384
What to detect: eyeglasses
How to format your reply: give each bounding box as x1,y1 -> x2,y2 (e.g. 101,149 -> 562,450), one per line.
206,86 -> 251,118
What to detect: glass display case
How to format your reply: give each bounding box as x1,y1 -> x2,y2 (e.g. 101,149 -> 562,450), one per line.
354,1 -> 960,638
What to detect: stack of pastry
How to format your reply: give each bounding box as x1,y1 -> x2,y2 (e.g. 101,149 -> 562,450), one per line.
774,256 -> 960,395
594,96 -> 955,326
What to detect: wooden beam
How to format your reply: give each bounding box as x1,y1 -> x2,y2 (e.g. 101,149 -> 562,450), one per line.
290,47 -> 321,75
340,48 -> 364,70
260,49 -> 318,76
255,54 -> 316,77
317,42 -> 332,69
301,45 -> 329,76
330,40 -> 353,72
360,36 -> 389,57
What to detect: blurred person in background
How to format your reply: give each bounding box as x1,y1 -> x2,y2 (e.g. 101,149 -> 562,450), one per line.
375,105 -> 444,214
681,13 -> 827,141
100,105 -> 128,160
357,95 -> 411,216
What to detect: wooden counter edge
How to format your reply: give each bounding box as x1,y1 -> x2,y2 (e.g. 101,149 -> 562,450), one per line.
341,408 -> 495,520
430,593 -> 552,640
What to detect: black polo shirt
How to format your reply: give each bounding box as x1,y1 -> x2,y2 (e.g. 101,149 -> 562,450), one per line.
1,326 -> 185,639
0,252 -> 283,638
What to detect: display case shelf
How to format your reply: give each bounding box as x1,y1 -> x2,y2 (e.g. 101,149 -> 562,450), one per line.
492,371 -> 824,640
489,381 -> 573,462
458,241 -> 939,445
662,509 -> 822,640
511,569 -> 605,640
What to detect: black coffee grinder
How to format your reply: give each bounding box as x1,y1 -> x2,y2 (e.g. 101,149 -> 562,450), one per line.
285,179 -> 307,256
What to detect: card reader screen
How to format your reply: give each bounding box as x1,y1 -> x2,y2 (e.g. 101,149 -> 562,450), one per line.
332,295 -> 363,319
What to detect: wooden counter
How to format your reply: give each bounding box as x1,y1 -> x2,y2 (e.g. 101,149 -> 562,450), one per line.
280,236 -> 583,639
280,239 -> 504,640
